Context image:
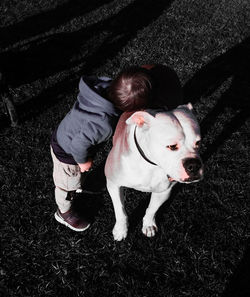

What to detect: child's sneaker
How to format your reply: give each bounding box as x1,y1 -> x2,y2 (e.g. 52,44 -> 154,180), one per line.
54,208 -> 90,232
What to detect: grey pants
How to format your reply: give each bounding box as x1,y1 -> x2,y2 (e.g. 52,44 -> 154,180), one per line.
51,147 -> 81,213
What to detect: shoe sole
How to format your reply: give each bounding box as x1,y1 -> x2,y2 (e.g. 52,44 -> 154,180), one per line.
54,211 -> 90,232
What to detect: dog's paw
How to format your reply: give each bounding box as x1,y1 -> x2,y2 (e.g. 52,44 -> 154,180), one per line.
142,224 -> 158,237
113,222 -> 128,241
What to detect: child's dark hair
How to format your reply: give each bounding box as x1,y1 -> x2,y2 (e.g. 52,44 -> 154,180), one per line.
108,66 -> 153,111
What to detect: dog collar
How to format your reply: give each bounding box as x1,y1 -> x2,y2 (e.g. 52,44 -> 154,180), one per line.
134,126 -> 157,166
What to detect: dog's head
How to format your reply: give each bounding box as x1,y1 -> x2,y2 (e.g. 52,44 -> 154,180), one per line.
126,103 -> 203,183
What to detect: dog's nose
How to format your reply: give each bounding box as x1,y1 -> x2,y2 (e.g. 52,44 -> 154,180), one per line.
183,158 -> 202,176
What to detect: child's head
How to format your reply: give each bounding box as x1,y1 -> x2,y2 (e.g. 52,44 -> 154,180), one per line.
108,66 -> 153,111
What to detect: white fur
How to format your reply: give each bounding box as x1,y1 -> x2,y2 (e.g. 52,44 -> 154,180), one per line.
105,104 -> 203,241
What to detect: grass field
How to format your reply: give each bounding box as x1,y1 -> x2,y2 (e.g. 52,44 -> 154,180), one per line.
1,0 -> 250,296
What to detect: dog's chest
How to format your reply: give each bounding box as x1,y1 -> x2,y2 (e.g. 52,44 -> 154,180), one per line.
125,168 -> 171,193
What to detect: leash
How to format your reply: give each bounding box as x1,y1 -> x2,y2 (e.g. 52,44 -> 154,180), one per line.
133,126 -> 157,166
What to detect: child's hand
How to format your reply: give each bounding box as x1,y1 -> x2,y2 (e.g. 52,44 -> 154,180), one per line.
78,159 -> 93,172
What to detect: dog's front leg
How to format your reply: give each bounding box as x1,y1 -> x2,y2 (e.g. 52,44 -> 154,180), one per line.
142,186 -> 173,237
106,179 -> 128,241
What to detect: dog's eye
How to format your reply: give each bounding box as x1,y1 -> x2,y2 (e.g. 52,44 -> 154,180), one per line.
167,144 -> 178,151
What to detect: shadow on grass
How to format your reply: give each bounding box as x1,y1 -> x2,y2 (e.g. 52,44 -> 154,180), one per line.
72,160 -> 107,222
71,191 -> 104,224
0,0 -> 113,48
0,0 -> 174,126
183,37 -> 250,162
1,0 -> 174,86
221,241 -> 250,297
182,37 -> 250,297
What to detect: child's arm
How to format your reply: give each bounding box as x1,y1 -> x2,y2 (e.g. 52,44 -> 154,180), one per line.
77,158 -> 93,172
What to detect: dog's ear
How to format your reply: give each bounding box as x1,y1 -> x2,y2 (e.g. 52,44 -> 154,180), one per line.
187,103 -> 193,111
177,102 -> 193,111
126,111 -> 154,127
176,103 -> 196,116
186,102 -> 198,117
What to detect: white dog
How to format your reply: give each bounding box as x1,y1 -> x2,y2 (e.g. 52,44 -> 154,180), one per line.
105,103 -> 203,241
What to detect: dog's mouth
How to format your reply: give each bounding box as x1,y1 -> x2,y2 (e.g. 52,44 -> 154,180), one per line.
182,175 -> 203,183
167,175 -> 175,182
167,175 -> 203,184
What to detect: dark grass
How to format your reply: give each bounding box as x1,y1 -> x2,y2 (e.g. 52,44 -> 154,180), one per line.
1,0 -> 250,296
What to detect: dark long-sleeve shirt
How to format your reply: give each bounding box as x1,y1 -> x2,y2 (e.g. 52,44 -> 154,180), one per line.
51,76 -> 121,165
